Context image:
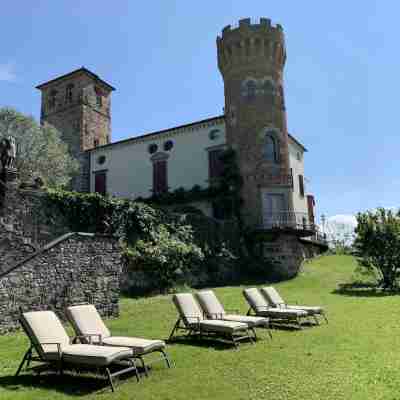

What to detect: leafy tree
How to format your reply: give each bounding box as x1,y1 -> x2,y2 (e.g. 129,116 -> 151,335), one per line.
354,208 -> 400,289
0,107 -> 79,187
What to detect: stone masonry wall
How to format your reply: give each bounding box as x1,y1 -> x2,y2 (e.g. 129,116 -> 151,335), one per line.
0,233 -> 122,334
263,233 -> 327,280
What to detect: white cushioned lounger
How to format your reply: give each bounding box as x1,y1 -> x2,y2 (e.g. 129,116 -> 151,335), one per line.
17,310 -> 137,392
66,304 -> 171,372
195,290 -> 272,339
169,293 -> 253,347
260,286 -> 328,324
243,288 -> 308,329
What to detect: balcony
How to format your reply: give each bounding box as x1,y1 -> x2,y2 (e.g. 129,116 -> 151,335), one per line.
260,211 -> 316,237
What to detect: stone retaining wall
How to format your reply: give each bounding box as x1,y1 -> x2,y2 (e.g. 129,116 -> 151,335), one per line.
0,233 -> 122,334
263,234 -> 328,280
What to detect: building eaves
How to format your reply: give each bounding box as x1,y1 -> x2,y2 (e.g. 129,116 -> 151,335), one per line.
288,133 -> 308,152
36,67 -> 115,91
87,114 -> 225,152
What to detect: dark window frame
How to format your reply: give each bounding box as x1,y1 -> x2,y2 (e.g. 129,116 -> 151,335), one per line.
94,170 -> 107,196
264,133 -> 280,163
208,148 -> 224,181
65,84 -> 74,103
153,159 -> 168,194
299,174 -> 305,197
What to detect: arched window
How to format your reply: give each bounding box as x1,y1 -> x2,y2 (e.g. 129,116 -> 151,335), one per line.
48,90 -> 57,109
246,80 -> 257,100
263,80 -> 275,105
241,79 -> 257,100
65,84 -> 74,103
264,133 -> 279,163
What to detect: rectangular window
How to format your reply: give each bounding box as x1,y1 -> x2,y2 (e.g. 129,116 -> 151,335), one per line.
153,160 -> 168,194
299,174 -> 305,197
208,149 -> 224,180
94,171 -> 107,196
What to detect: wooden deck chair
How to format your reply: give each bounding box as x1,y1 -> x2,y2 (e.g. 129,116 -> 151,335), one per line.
66,304 -> 171,376
169,293 -> 254,348
243,288 -> 309,329
195,290 -> 272,339
260,286 -> 328,324
16,309 -> 138,392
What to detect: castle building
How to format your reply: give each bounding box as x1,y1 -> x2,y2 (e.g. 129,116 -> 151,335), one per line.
36,18 -> 317,234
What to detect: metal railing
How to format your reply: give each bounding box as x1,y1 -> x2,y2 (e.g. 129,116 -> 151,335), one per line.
303,227 -> 328,244
262,211 -> 315,232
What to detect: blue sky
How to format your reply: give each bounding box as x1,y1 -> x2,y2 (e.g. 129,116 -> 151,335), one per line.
0,1 -> 396,221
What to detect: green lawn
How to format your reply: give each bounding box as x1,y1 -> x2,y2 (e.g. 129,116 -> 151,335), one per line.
2,255 -> 400,399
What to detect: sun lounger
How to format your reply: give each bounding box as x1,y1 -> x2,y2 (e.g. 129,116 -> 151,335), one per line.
260,286 -> 328,324
195,290 -> 272,339
66,304 -> 171,374
243,288 -> 308,329
16,309 -> 137,392
169,293 -> 254,347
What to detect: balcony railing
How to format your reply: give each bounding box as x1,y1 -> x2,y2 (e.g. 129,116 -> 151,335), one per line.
262,211 -> 315,233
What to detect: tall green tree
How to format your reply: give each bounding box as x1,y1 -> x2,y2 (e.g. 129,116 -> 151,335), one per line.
354,208 -> 400,289
0,107 -> 79,187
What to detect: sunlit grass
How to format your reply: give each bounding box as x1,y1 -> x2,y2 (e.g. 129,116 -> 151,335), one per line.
1,255 -> 399,399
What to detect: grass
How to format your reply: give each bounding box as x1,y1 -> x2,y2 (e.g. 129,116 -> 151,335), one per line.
1,255 -> 400,399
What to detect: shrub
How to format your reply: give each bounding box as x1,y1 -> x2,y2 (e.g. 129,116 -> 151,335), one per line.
201,243 -> 238,285
354,208 -> 400,289
123,224 -> 204,291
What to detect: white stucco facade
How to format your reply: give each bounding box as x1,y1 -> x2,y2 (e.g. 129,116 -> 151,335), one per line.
89,117 -> 225,199
88,116 -> 311,222
288,136 -> 308,216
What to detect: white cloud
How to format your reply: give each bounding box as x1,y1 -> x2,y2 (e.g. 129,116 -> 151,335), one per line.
0,63 -> 16,82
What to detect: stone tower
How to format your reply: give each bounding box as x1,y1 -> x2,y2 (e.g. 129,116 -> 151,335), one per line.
217,18 -> 292,226
36,67 -> 114,191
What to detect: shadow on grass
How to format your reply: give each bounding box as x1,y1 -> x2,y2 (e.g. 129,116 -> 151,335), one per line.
0,367 -> 140,396
270,321 -> 317,331
167,335 -> 254,351
332,282 -> 400,297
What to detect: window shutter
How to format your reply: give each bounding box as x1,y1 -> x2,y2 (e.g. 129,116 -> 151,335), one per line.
299,174 -> 304,197
94,172 -> 107,196
209,149 -> 224,180
153,160 -> 168,194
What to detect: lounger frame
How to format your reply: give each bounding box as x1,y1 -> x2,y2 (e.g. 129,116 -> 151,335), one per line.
67,303 -> 172,374
16,310 -> 139,392
260,287 -> 329,325
245,305 -> 305,329
168,314 -> 255,348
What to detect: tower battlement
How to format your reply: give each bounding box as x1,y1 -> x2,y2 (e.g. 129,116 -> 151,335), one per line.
218,18 -> 283,39
217,18 -> 286,75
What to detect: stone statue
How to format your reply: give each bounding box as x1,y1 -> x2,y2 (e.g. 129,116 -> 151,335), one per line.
0,136 -> 16,170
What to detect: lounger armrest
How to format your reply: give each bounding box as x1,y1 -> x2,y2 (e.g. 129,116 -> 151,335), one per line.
183,316 -> 201,327
224,309 -> 240,314
77,334 -> 102,344
40,342 -> 62,359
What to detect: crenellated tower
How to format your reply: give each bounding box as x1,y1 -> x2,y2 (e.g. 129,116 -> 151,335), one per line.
217,18 -> 292,226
